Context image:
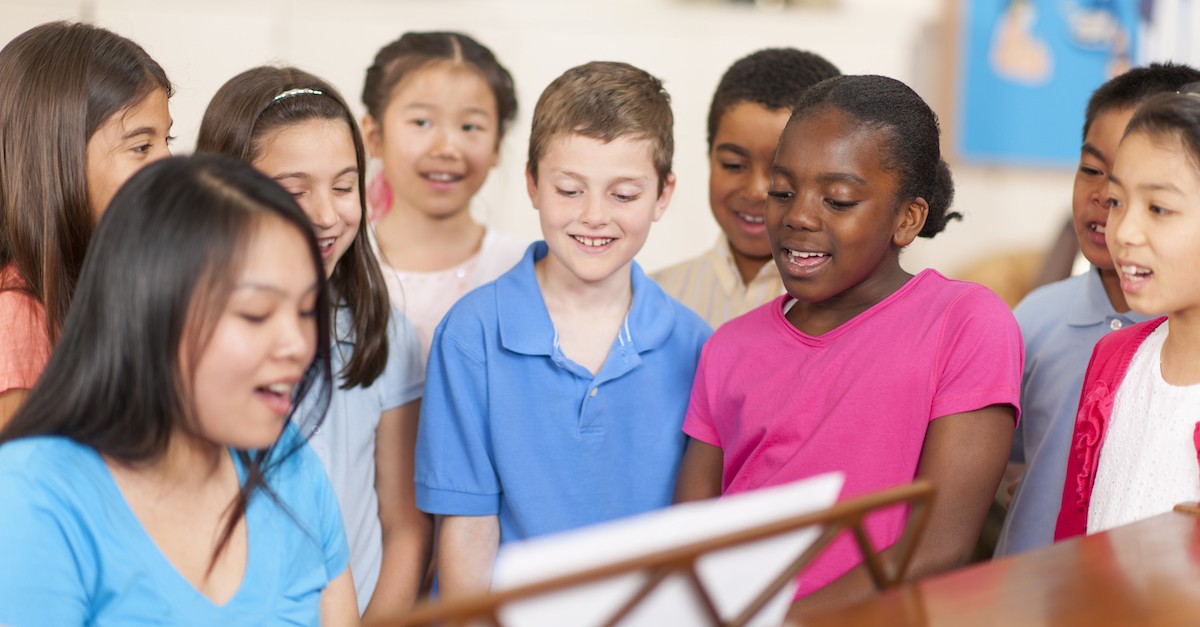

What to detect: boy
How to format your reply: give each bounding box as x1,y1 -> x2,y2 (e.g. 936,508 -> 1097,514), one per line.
997,62 -> 1200,556
653,48 -> 839,328
414,61 -> 712,596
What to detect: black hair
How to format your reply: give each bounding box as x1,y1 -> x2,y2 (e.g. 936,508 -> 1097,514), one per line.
788,74 -> 958,238
1125,92 -> 1200,172
707,48 -> 840,149
1083,62 -> 1200,141
362,31 -> 518,142
0,154 -> 333,570
197,66 -> 390,389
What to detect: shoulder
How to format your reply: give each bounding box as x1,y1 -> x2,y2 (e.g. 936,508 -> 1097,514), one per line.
702,298 -> 781,357
0,437 -> 93,479
631,263 -> 713,347
909,271 -> 1015,329
1013,273 -> 1087,327
0,437 -> 103,516
1093,317 -> 1165,361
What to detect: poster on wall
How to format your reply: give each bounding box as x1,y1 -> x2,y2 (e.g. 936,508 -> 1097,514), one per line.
957,0 -> 1141,166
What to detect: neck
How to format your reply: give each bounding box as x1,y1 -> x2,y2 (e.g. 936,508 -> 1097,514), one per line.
786,259 -> 912,337
110,428 -> 226,491
535,256 -> 633,317
1161,311 -> 1200,385
1097,266 -> 1129,312
374,201 -> 485,272
730,248 -> 773,286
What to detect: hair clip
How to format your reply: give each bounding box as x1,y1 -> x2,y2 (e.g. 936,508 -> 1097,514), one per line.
273,87 -> 324,102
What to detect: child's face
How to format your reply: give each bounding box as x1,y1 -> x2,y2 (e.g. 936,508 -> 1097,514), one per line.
709,101 -> 792,265
190,218 -> 318,450
528,133 -> 673,287
1073,106 -> 1136,271
85,87 -> 172,219
1106,130 -> 1200,317
766,109 -> 923,305
253,118 -> 361,279
364,63 -> 499,219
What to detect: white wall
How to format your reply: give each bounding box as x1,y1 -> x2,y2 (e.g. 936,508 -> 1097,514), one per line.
0,0 -> 1073,276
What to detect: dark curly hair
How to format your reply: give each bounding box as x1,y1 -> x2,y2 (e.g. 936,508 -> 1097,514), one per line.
707,48 -> 840,150
789,74 -> 959,238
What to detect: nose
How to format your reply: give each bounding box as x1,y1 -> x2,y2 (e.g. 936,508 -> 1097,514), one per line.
275,309 -> 315,364
307,191 -> 338,231
579,193 -> 608,228
744,165 -> 770,204
1111,202 -> 1145,248
430,125 -> 463,160
781,191 -> 820,232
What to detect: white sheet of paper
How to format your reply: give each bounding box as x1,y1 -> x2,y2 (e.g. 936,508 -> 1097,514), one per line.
491,471 -> 845,627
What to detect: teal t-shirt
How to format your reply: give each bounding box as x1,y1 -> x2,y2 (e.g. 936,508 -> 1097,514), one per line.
0,431 -> 348,626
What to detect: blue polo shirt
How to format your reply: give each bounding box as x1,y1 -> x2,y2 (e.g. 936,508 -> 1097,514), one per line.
414,242 -> 711,543
995,267 -> 1152,556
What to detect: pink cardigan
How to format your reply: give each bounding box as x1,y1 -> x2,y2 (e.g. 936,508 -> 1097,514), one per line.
1053,316 -> 1200,540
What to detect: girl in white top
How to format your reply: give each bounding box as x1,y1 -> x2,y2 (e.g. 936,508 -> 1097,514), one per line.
1080,92 -> 1200,533
361,31 -> 527,358
198,67 -> 428,619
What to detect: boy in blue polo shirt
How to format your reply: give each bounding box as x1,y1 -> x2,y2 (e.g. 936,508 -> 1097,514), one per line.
414,61 -> 712,597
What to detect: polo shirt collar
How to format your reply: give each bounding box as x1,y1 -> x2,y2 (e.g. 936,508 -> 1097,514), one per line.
1066,266 -> 1152,327
497,241 -> 677,357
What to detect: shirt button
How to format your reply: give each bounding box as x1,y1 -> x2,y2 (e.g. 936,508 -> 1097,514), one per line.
1110,319 -> 1123,330
590,387 -> 598,397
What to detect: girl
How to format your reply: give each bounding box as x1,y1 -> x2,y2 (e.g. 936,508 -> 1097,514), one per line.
0,155 -> 356,625
361,31 -> 527,358
197,66 -> 429,618
1056,93 -> 1200,538
0,21 -> 173,426
674,75 -> 1023,616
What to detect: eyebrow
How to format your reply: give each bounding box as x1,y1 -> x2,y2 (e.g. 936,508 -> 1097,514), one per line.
234,282 -> 321,296
715,143 -> 749,157
816,172 -> 867,186
121,119 -> 173,141
272,167 -> 359,182
1080,142 -> 1108,163
405,102 -> 491,117
554,169 -> 647,185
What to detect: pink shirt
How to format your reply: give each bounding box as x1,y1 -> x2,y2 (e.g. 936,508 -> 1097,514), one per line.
683,269 -> 1022,596
0,265 -> 51,394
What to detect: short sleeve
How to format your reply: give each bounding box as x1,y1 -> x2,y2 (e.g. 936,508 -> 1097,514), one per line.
306,443 -> 350,580
380,306 -> 425,410
0,289 -> 51,394
931,287 -> 1024,424
413,318 -> 500,516
681,340 -> 722,447
0,458 -> 90,625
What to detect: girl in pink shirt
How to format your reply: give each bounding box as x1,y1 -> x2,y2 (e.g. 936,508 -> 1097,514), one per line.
675,75 -> 1023,618
0,22 -> 173,425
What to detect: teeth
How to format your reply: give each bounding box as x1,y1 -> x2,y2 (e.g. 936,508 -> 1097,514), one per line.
573,236 -> 614,247
786,249 -> 828,261
1120,264 -> 1151,277
424,172 -> 459,182
265,383 -> 293,395
319,238 -> 335,250
736,211 -> 765,224
1091,224 -> 1106,234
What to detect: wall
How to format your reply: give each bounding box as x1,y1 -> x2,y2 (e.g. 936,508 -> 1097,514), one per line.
0,0 -> 1073,276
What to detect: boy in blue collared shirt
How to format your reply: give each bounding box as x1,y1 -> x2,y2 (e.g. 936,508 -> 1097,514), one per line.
414,61 -> 712,597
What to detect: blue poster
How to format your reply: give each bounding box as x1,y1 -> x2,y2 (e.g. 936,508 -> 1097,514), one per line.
958,0 -> 1139,166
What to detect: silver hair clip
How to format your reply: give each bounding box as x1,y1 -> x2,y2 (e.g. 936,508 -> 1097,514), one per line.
273,87 -> 324,102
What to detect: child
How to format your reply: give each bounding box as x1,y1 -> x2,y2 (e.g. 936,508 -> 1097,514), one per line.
360,31 -> 528,358
197,66 -> 429,617
1055,92 -> 1200,538
0,21 -> 172,426
414,61 -> 712,598
0,155 -> 356,625
653,48 -> 840,328
674,75 -> 1022,615
997,62 -> 1200,557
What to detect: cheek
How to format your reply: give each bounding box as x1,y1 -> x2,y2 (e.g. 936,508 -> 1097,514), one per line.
339,199 -> 364,232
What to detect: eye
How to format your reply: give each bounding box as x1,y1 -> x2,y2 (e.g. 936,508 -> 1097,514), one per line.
240,313 -> 269,324
1105,197 -> 1120,209
613,193 -> 640,203
132,143 -> 152,155
333,186 -> 354,194
462,122 -> 486,132
767,190 -> 793,201
557,188 -> 581,198
1079,165 -> 1102,177
411,118 -> 431,128
166,134 -> 177,146
719,161 -> 746,173
1150,204 -> 1171,216
826,199 -> 859,210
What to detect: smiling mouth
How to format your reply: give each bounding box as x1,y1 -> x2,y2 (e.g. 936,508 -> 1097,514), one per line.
1119,263 -> 1152,282
422,172 -> 464,183
572,235 -> 615,247
735,211 -> 765,224
785,249 -> 828,263
1090,223 -> 1106,235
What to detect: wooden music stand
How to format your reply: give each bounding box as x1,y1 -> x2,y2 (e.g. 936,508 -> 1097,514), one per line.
370,480 -> 934,627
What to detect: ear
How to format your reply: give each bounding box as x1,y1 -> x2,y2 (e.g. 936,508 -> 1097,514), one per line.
525,162 -> 539,209
361,114 -> 383,159
652,173 -> 677,222
893,197 -> 928,247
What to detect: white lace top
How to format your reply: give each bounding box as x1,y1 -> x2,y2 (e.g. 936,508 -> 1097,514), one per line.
1088,321 -> 1200,533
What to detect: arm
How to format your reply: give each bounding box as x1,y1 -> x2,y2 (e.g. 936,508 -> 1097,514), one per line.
674,437 -> 723,503
786,404 -> 1014,619
0,388 -> 28,430
362,400 -> 432,620
319,567 -> 360,627
437,514 -> 500,599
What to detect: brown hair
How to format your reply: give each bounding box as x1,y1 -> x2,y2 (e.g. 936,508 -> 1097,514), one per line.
0,21 -> 171,344
197,66 -> 390,388
527,61 -> 673,194
362,31 -> 518,144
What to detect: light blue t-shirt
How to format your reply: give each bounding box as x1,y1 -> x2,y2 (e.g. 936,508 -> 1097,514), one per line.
298,304 -> 424,613
995,267 -> 1152,556
0,431 -> 348,626
415,242 -> 712,544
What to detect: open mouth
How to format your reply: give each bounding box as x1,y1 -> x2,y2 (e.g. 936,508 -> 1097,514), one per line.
1090,223 -> 1106,235
1119,263 -> 1152,283
572,235 -> 615,248
785,248 -> 829,265
735,211 -> 765,225
255,382 -> 295,415
422,171 -> 464,184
